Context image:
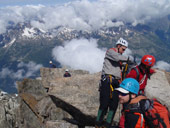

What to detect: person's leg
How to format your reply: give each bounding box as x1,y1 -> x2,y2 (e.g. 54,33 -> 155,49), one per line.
96,79 -> 110,127
105,90 -> 119,128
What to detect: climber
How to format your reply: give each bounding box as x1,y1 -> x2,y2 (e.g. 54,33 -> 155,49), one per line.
116,78 -> 170,128
126,55 -> 156,95
119,55 -> 156,127
63,69 -> 71,77
95,37 -> 134,128
49,61 -> 56,68
115,78 -> 146,128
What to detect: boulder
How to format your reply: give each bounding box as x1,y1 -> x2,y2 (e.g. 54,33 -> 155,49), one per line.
146,69 -> 170,108
0,91 -> 19,128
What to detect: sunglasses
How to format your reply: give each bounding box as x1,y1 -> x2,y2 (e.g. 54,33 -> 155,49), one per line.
118,91 -> 129,96
122,48 -> 126,51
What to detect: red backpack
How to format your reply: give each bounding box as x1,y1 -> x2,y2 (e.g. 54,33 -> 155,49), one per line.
141,98 -> 170,128
126,96 -> 170,128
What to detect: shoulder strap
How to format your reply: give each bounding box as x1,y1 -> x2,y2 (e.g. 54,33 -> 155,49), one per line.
133,67 -> 139,82
110,48 -> 117,52
130,95 -> 147,104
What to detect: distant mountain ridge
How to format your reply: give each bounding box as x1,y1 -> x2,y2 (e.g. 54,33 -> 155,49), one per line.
0,15 -> 169,93
0,15 -> 170,52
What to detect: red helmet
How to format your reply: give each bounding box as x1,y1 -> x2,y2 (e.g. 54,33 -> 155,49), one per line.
141,55 -> 155,67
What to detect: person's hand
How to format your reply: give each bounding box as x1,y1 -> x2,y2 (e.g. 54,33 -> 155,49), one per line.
152,68 -> 156,73
140,99 -> 151,111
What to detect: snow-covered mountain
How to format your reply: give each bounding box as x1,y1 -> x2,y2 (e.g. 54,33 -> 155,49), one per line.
0,21 -> 136,48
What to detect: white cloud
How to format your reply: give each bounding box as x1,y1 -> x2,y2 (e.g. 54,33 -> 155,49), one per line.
0,61 -> 43,79
0,0 -> 170,33
154,61 -> 170,71
0,68 -> 12,78
17,61 -> 43,77
13,69 -> 25,79
52,38 -> 134,73
0,20 -> 8,33
52,38 -> 105,73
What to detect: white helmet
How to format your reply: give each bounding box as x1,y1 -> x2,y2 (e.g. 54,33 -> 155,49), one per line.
65,69 -> 69,72
49,61 -> 52,64
116,38 -> 128,47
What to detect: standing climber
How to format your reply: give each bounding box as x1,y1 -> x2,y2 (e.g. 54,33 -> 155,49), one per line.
49,61 -> 56,68
95,38 -> 133,128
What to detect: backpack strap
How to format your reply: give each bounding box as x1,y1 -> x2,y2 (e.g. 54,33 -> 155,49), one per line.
130,96 -> 147,104
136,112 -> 144,128
109,75 -> 114,98
133,67 -> 139,82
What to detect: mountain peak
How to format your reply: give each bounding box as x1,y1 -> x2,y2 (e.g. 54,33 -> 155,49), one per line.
0,67 -> 169,128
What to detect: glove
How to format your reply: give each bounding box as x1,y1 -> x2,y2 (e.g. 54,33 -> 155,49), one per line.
140,99 -> 151,112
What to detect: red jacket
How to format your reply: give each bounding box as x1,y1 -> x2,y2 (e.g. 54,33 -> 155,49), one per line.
126,65 -> 155,94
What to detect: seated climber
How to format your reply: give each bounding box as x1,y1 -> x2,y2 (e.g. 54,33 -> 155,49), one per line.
116,78 -> 170,128
63,69 -> 71,77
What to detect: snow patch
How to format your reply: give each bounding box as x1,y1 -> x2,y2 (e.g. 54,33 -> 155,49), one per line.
3,38 -> 16,48
22,27 -> 36,38
39,28 -> 46,33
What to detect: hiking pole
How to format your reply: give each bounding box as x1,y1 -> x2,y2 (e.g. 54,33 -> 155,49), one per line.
134,55 -> 136,64
133,55 -> 138,65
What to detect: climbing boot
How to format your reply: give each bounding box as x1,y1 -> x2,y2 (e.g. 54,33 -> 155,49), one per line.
96,109 -> 106,127
105,110 -> 116,128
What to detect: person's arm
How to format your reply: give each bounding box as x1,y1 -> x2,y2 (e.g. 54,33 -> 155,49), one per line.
150,68 -> 156,74
147,68 -> 156,79
105,48 -> 128,62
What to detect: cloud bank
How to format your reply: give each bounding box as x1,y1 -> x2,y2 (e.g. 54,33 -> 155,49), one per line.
154,61 -> 170,72
52,38 -> 105,73
0,61 -> 43,79
0,0 -> 170,33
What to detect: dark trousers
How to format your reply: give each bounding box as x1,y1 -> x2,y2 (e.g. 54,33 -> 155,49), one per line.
96,75 -> 119,127
99,75 -> 119,111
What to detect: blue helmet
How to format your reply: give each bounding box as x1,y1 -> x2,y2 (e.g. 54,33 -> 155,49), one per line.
120,78 -> 139,95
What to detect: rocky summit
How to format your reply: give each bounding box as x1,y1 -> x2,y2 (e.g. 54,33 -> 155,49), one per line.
0,67 -> 170,128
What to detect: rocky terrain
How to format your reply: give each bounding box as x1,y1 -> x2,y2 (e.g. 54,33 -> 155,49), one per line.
0,67 -> 170,128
